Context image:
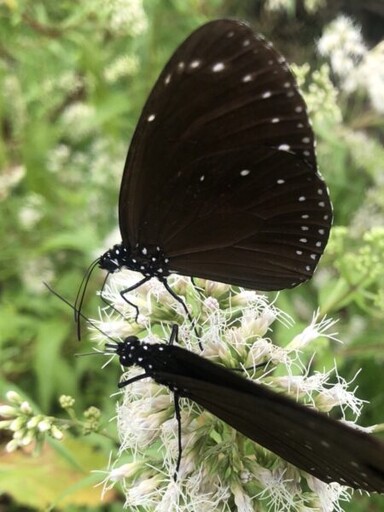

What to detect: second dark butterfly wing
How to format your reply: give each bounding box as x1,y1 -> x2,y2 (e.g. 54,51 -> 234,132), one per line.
156,370 -> 384,492
112,337 -> 384,491
119,19 -> 332,290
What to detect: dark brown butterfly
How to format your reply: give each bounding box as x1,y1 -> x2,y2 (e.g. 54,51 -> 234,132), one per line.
106,325 -> 384,492
77,19 -> 332,325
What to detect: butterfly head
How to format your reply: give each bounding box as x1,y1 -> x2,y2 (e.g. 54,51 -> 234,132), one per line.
105,335 -> 142,367
99,243 -> 130,273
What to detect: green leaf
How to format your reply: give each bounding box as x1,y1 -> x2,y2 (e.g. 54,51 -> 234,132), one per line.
0,437 -> 117,509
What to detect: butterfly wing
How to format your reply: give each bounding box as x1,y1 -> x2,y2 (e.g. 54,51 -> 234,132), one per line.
119,19 -> 332,290
158,371 -> 384,492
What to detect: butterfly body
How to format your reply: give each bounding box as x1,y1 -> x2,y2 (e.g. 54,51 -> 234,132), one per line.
99,243 -> 171,278
107,333 -> 384,492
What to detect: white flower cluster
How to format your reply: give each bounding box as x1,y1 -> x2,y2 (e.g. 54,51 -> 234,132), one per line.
318,15 -> 384,113
318,15 -> 366,80
357,42 -> 384,113
92,272 -> 362,511
104,55 -> 139,83
106,0 -> 148,36
60,102 -> 98,142
0,391 -> 63,452
266,0 -> 326,12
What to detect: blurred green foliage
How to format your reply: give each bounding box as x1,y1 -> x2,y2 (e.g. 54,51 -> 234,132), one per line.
1,0 -> 383,510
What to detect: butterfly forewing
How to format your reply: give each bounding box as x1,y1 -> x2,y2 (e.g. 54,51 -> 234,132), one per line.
118,19 -> 332,290
114,338 -> 384,492
158,372 -> 384,492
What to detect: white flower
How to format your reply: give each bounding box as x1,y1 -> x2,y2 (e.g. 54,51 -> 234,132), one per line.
357,42 -> 384,113
37,419 -> 51,432
288,311 -> 339,350
256,467 -> 300,511
20,401 -> 33,414
104,55 -> 139,83
0,405 -> 17,418
50,426 -> 64,440
0,165 -> 25,201
5,391 -> 23,404
60,102 -> 98,141
18,193 -> 44,229
106,0 -> 148,36
307,477 -> 352,512
266,0 -> 325,12
318,16 -> 366,85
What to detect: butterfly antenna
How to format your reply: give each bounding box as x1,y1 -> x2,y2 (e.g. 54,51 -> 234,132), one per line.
75,348 -> 107,357
45,282 -> 117,344
74,258 -> 100,340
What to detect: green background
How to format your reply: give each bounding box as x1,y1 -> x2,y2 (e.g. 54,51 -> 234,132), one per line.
1,0 -> 384,510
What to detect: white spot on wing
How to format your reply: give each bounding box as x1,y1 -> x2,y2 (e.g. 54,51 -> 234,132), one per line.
240,169 -> 250,177
147,114 -> 156,122
190,59 -> 201,69
278,144 -> 290,151
262,91 -> 272,98
212,62 -> 225,72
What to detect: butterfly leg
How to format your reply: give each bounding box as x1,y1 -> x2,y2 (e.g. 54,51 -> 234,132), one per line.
173,391 -> 183,480
169,324 -> 179,345
120,276 -> 151,321
117,372 -> 148,389
161,278 -> 202,348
